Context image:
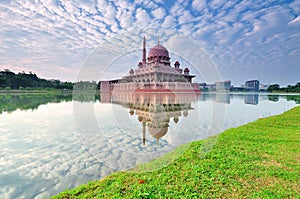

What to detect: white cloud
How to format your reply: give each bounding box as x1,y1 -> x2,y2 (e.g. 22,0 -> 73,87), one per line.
289,0 -> 300,13
289,15 -> 300,25
162,15 -> 176,28
151,7 -> 166,20
134,0 -> 158,9
208,0 -> 226,10
119,12 -> 133,29
135,8 -> 151,25
178,10 -> 193,24
192,0 -> 206,12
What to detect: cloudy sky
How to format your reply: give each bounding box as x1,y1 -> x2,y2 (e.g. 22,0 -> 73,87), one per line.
0,0 -> 299,86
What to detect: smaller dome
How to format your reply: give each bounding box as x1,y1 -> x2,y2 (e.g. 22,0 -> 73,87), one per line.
129,109 -> 134,115
173,116 -> 179,124
138,116 -> 143,122
138,61 -> 143,66
129,68 -> 134,74
175,61 -> 180,65
184,67 -> 190,72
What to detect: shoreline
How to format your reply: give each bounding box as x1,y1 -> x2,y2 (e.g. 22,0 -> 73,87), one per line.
1,89 -> 300,95
52,106 -> 300,198
0,89 -> 72,95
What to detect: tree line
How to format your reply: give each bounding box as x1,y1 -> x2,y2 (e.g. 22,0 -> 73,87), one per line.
0,69 -> 103,91
0,69 -> 74,90
267,82 -> 300,93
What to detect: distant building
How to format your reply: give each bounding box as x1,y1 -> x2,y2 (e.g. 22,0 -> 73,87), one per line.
245,80 -> 260,91
199,83 -> 208,90
216,80 -> 231,91
259,83 -> 268,91
206,84 -> 216,91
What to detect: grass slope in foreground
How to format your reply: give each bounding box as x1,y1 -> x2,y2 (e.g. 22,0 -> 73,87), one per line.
53,106 -> 300,198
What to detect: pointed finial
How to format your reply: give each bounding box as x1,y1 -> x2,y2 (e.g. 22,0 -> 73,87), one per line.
142,36 -> 146,64
157,32 -> 160,45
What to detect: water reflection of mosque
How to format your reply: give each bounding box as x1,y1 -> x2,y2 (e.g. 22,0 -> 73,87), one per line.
101,92 -> 198,145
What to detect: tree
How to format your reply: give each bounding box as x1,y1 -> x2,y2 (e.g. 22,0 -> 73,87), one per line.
267,84 -> 280,92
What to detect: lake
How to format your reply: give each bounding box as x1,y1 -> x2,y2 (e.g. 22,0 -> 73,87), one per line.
0,92 -> 299,198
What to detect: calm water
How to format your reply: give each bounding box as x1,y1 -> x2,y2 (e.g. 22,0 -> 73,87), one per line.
0,92 -> 299,199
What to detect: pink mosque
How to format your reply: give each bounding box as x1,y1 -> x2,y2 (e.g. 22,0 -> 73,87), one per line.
100,37 -> 200,93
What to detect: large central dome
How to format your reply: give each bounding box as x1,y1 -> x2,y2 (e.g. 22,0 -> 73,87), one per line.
148,44 -> 169,58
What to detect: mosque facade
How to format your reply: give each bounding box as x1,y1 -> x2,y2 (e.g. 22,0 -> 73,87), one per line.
100,37 -> 200,93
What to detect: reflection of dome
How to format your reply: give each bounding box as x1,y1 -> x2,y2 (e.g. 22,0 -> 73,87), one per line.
148,44 -> 169,58
129,109 -> 134,115
138,116 -> 143,122
183,110 -> 188,117
173,116 -> 179,124
147,126 -> 168,139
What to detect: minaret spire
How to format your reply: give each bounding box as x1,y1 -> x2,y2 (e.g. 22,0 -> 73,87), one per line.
142,36 -> 146,64
142,121 -> 146,146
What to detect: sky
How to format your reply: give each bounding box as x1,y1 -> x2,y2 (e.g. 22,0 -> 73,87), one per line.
0,0 -> 299,86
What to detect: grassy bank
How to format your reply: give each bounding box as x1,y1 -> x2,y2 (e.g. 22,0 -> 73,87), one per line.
53,106 -> 300,198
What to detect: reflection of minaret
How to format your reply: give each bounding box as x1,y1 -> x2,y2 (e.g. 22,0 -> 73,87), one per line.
142,120 -> 146,146
142,36 -> 146,64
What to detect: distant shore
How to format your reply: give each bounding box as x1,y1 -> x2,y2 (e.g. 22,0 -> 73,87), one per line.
0,89 -> 72,95
1,89 -> 300,94
52,106 -> 300,198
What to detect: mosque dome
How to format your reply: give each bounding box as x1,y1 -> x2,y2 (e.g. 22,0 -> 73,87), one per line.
148,44 -> 169,58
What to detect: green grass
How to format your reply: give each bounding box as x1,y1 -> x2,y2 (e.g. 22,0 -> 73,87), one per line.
52,106 -> 300,198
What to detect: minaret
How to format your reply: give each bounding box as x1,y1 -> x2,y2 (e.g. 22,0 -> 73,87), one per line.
142,36 -> 146,64
142,121 -> 146,146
